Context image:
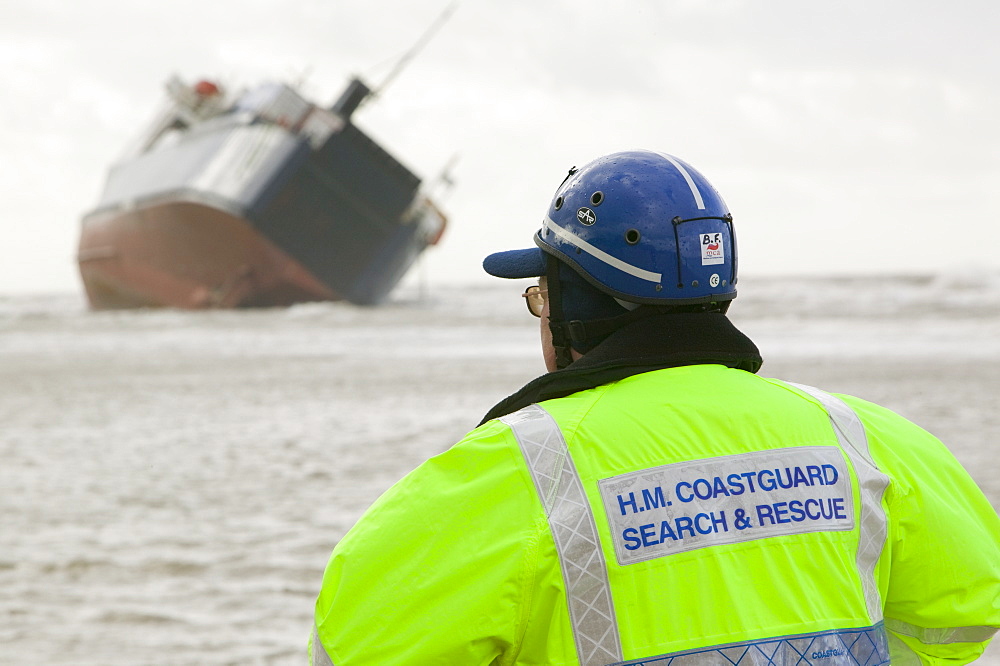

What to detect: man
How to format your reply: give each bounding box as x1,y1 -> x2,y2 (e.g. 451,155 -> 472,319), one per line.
311,150 -> 999,665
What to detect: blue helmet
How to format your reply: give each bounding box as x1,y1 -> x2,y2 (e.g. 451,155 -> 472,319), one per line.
485,150 -> 737,306
540,149 -> 736,304
484,150 -> 737,367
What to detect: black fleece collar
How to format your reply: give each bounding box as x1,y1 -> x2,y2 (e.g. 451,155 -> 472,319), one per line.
479,313 -> 762,425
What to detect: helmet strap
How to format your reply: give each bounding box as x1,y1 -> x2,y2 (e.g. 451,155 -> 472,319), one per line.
544,257 -> 576,370
562,299 -> 732,342
548,296 -> 733,362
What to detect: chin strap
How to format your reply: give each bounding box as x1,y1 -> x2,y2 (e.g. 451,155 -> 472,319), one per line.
545,257 -> 576,370
555,299 -> 732,346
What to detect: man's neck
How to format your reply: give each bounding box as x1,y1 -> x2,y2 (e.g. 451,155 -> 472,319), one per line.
480,312 -> 762,425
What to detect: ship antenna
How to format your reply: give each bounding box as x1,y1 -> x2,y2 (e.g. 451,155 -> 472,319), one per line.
427,153 -> 460,203
369,2 -> 458,100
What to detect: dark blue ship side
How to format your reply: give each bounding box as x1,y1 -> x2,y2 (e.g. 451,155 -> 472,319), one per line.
78,76 -> 446,309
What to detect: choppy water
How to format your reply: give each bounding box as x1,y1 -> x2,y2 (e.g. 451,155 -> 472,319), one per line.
2,272 -> 998,665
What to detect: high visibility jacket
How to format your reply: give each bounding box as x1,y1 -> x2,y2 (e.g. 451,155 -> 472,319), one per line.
311,365 -> 1000,665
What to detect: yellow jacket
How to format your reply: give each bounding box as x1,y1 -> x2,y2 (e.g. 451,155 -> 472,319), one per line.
312,365 -> 999,665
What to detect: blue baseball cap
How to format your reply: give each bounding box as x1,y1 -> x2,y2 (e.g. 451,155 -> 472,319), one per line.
482,245 -> 546,279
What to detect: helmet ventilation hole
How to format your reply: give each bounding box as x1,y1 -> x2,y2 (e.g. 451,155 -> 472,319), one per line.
554,196 -> 564,210
590,191 -> 604,206
624,228 -> 641,245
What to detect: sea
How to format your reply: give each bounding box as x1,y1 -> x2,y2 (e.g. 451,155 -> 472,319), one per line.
2,272 -> 999,665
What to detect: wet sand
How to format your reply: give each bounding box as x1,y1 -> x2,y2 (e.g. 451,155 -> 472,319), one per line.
1,285 -> 997,665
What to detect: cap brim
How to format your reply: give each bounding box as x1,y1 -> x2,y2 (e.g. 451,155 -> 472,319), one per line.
482,247 -> 547,279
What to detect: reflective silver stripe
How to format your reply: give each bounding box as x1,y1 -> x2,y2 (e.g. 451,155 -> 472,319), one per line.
501,404 -> 623,666
543,216 -> 662,283
616,623 -> 890,665
789,383 -> 890,623
885,617 -> 999,645
311,623 -> 335,666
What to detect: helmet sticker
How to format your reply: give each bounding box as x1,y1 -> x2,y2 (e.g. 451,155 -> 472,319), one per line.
701,233 -> 724,266
576,207 -> 597,226
710,273 -> 720,287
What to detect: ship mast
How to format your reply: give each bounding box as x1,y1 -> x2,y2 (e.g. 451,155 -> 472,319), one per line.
331,3 -> 458,121
370,1 -> 458,100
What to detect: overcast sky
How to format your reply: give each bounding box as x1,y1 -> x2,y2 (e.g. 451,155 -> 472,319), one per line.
2,0 -> 998,295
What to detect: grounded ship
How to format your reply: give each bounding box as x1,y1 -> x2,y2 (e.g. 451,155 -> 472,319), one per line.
77,75 -> 447,309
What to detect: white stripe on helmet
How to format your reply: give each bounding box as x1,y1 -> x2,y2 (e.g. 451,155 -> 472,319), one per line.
656,152 -> 706,210
543,216 -> 662,283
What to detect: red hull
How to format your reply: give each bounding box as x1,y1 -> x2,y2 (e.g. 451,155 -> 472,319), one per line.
77,201 -> 339,309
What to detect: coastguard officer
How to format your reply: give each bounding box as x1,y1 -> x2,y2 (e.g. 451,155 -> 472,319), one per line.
311,150 -> 1000,665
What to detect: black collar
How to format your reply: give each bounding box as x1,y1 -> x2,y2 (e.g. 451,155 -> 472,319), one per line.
479,313 -> 762,425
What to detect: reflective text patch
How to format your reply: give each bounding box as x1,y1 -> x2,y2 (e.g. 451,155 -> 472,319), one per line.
598,447 -> 854,565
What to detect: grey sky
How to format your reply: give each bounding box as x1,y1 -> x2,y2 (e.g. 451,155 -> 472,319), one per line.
2,0 -> 997,294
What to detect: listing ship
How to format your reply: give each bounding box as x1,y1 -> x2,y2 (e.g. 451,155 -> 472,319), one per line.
76,75 -> 447,309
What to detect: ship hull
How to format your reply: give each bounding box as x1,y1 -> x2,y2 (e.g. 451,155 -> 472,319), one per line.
77,77 -> 445,310
78,200 -> 338,309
